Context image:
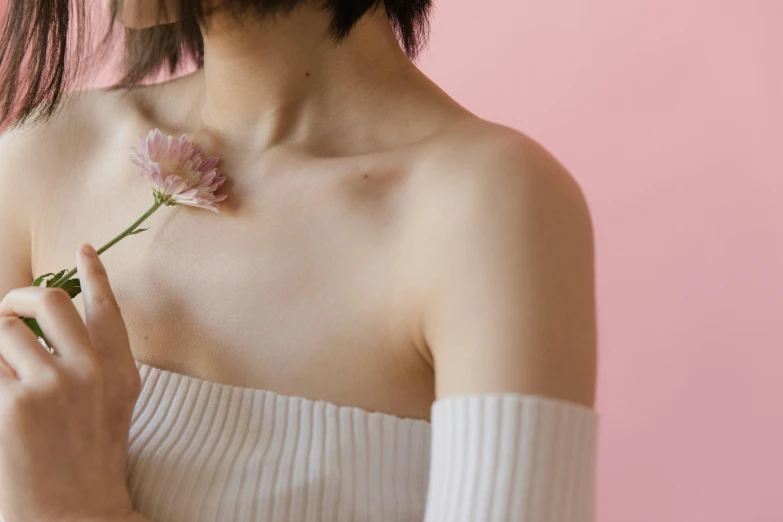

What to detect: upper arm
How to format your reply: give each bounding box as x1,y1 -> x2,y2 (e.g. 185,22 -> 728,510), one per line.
0,90 -> 106,298
416,128 -> 597,407
0,128 -> 37,297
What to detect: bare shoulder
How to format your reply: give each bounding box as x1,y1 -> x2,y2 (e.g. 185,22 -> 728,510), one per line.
402,117 -> 597,406
0,87 -> 129,186
0,76 -> 188,207
0,84 -> 152,282
407,117 -> 594,245
0,72 -> 194,179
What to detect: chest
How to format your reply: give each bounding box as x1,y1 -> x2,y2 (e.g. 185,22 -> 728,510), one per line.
33,152 -> 434,418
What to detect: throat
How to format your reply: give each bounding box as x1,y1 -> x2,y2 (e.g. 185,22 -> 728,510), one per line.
195,4 -> 415,149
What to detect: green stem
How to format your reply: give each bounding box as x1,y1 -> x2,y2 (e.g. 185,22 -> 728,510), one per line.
96,201 -> 163,255
52,201 -> 163,286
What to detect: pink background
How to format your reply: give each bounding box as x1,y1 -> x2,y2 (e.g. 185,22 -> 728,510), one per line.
423,2 -> 783,520
3,0 -> 783,521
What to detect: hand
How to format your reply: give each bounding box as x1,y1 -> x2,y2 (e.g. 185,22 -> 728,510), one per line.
0,244 -> 142,522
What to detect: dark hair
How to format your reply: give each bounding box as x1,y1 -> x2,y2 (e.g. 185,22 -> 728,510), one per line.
0,0 -> 432,126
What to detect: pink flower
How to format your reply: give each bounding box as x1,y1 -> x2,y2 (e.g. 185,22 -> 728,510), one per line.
130,129 -> 227,213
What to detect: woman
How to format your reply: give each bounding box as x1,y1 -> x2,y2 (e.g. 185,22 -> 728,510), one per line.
0,1 -> 599,521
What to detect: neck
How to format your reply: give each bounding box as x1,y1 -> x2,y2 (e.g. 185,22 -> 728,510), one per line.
197,5 -> 418,148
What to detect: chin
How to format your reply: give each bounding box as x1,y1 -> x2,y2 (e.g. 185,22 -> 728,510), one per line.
112,0 -> 181,28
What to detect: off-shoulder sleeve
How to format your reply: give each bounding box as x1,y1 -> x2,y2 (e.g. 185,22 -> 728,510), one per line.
423,394 -> 599,522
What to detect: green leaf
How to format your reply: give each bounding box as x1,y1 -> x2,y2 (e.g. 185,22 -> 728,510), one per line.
59,278 -> 82,299
47,270 -> 68,287
22,317 -> 44,339
129,228 -> 149,236
22,318 -> 53,352
33,273 -> 54,287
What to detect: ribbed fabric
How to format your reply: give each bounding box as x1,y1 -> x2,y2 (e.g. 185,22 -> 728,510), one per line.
423,395 -> 599,522
127,362 -> 432,522
124,363 -> 598,522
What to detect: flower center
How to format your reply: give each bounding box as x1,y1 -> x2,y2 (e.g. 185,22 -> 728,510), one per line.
158,158 -> 199,187
159,158 -> 181,175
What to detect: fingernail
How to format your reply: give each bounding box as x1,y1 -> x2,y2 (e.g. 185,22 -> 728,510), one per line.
81,244 -> 98,257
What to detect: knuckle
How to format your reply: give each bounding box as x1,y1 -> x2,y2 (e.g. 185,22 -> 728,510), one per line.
96,294 -> 117,309
85,290 -> 119,310
40,288 -> 71,309
0,316 -> 21,332
37,365 -> 65,389
74,356 -> 102,383
91,293 -> 121,316
86,263 -> 107,278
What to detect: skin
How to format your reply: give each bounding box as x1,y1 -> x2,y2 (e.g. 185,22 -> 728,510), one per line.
0,248 -> 146,522
0,1 -> 598,520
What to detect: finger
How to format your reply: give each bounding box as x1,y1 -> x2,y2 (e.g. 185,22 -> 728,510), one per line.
0,287 -> 92,360
77,244 -> 129,358
0,354 -> 17,379
0,316 -> 56,379
0,359 -> 15,393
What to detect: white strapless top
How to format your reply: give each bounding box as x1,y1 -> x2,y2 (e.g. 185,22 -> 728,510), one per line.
127,361 -> 599,522
128,362 -> 432,522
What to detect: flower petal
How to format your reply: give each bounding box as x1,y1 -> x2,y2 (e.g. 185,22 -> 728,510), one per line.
130,130 -> 228,211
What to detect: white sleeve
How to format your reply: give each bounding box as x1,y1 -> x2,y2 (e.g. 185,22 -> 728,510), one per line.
423,394 -> 599,522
